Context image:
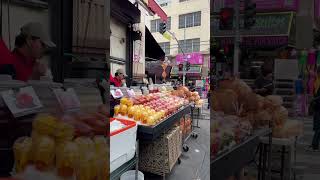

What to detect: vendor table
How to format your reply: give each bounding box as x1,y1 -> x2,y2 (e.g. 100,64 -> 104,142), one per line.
211,128 -> 272,180
137,105 -> 192,141
259,137 -> 298,180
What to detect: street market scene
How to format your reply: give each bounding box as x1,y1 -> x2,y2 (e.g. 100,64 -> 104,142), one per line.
211,0 -> 320,180
110,0 -> 210,179
0,0 -> 109,179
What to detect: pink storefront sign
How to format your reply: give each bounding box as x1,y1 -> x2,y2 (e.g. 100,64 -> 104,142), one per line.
315,0 -> 320,18
224,0 -> 299,12
176,53 -> 204,65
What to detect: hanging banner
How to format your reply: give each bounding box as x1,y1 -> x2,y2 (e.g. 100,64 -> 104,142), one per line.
176,53 -> 204,65
212,12 -> 294,37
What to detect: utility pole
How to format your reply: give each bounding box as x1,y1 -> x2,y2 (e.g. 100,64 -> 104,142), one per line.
183,27 -> 186,86
233,0 -> 240,76
166,30 -> 187,86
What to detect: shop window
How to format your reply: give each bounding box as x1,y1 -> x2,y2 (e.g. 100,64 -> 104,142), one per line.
156,0 -> 171,6
178,38 -> 200,53
151,17 -> 171,33
178,11 -> 201,29
159,42 -> 170,55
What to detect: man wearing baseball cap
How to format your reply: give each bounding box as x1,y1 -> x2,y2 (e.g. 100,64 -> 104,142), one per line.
0,22 -> 56,81
110,68 -> 127,87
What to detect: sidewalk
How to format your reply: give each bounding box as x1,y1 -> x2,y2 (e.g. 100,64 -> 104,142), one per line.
295,117 -> 320,179
144,100 -> 210,180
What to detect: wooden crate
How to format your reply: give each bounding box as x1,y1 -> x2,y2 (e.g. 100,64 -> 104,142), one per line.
139,126 -> 182,175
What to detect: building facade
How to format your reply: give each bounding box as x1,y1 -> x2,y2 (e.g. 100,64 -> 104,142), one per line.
149,0 -> 210,80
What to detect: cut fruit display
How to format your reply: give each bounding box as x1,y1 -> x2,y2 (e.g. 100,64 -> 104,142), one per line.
211,78 -> 295,159
115,92 -> 188,126
13,105 -> 109,180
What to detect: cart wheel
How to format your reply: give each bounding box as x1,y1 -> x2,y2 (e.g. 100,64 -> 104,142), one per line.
192,133 -> 198,139
178,158 -> 181,164
183,145 -> 189,152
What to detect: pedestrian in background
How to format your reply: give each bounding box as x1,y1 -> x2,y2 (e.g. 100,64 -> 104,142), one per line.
308,67 -> 320,152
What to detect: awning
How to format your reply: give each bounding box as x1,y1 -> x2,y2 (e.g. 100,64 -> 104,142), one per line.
111,0 -> 141,24
145,0 -> 168,21
145,26 -> 165,61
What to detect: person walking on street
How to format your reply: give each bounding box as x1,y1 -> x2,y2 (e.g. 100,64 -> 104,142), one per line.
307,67 -> 320,152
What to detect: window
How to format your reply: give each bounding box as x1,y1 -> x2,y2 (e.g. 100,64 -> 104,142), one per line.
178,38 -> 200,53
156,0 -> 171,6
159,42 -> 170,55
150,17 -> 171,33
160,3 -> 168,6
179,11 -> 201,28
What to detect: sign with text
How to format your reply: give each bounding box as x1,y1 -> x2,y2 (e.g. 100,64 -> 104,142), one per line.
216,36 -> 289,48
176,53 -> 204,65
127,89 -> 136,98
212,12 -> 293,37
53,88 -> 81,112
1,86 -> 43,117
111,89 -> 124,99
224,0 -> 298,12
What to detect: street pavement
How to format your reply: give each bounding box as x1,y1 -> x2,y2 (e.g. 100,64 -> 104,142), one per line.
294,117 -> 320,180
144,100 -> 210,180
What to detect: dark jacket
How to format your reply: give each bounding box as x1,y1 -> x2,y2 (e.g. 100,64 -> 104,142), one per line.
254,76 -> 274,97
313,89 -> 320,130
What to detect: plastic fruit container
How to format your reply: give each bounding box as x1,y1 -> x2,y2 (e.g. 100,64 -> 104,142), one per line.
120,104 -> 128,116
76,152 -> 98,180
114,105 -> 120,116
32,135 -> 55,171
56,141 -> 79,177
13,137 -> 33,173
127,106 -> 135,119
32,114 -> 58,136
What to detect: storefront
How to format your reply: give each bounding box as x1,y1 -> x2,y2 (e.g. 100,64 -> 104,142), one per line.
110,0 -> 141,85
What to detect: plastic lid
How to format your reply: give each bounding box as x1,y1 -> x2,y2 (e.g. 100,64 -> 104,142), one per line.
64,78 -> 96,87
0,79 -> 26,88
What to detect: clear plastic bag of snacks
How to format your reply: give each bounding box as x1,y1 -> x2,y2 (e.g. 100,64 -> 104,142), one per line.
13,137 -> 33,173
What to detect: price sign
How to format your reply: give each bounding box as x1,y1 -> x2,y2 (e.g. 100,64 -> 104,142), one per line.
111,89 -> 123,99
1,86 -> 43,117
127,89 -> 136,97
53,88 -> 81,112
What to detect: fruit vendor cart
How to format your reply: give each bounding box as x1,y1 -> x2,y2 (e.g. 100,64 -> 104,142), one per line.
110,85 -> 200,179
211,128 -> 272,180
0,77 -> 108,179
